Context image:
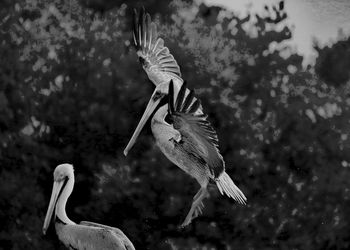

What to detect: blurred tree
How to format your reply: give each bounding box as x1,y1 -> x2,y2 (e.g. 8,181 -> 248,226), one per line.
0,0 -> 349,249
314,35 -> 350,87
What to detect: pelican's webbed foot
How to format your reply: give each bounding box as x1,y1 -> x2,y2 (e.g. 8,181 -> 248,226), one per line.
179,187 -> 209,228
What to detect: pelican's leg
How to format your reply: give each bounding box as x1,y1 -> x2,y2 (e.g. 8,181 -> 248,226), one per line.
180,186 -> 209,227
193,187 -> 203,201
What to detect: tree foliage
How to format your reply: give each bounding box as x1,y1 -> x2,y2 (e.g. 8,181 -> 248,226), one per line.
314,36 -> 350,87
0,0 -> 349,249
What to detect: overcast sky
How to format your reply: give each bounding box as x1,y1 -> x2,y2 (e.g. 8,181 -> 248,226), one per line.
204,0 -> 350,64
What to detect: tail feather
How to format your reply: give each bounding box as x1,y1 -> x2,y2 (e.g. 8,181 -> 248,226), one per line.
216,172 -> 247,204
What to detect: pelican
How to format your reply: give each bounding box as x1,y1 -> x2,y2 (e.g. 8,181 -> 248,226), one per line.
124,8 -> 206,156
124,9 -> 247,227
124,8 -> 204,155
43,163 -> 135,250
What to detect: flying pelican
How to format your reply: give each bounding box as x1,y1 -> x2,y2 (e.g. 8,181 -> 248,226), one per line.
125,82 -> 246,228
124,7 -> 204,155
124,9 -> 247,227
43,163 -> 135,250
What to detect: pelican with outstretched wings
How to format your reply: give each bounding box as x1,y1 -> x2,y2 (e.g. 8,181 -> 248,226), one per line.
132,7 -> 182,87
43,164 -> 135,250
124,8 -> 203,155
124,9 -> 247,227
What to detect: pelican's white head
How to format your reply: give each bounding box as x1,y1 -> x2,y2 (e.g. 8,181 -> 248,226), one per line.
43,163 -> 74,235
53,163 -> 74,181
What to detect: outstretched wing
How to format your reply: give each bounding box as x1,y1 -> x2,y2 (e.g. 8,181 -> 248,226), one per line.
79,221 -> 135,250
133,8 -> 183,86
168,80 -> 224,178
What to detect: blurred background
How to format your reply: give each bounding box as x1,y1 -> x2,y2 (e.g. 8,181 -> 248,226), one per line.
1,0 -> 350,249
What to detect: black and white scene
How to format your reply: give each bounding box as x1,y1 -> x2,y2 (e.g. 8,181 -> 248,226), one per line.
1,0 -> 350,249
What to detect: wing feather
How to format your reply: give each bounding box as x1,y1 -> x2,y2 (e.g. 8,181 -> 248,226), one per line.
168,80 -> 175,114
168,81 -> 224,178
182,89 -> 195,111
188,100 -> 201,114
133,8 -> 182,85
175,81 -> 187,111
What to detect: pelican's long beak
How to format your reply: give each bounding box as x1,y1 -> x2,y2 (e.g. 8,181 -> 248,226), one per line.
42,180 -> 65,235
124,86 -> 166,156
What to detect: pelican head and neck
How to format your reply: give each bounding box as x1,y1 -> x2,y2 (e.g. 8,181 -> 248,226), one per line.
43,163 -> 76,235
123,81 -> 174,156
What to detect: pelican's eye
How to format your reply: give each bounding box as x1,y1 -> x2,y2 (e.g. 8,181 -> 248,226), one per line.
55,174 -> 66,182
152,91 -> 164,101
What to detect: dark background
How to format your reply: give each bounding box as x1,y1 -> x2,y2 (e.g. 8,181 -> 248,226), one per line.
1,0 -> 350,249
